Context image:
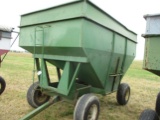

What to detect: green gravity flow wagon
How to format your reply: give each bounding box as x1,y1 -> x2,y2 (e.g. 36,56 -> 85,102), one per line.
142,14 -> 160,117
19,0 -> 137,119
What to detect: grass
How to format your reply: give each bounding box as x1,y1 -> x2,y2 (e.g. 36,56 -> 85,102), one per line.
0,52 -> 160,120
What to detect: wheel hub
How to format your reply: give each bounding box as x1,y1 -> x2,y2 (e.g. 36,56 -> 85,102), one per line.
87,104 -> 98,120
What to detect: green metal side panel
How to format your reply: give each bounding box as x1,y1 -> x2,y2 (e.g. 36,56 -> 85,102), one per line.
81,19 -> 136,93
82,20 -> 112,88
142,14 -> 160,76
78,64 -> 104,88
143,37 -> 160,75
123,40 -> 136,72
85,2 -> 137,42
82,20 -> 113,51
20,19 -> 82,47
20,19 -> 88,62
110,34 -> 125,73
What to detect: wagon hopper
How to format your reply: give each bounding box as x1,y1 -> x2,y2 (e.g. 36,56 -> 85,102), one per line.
19,0 -> 137,119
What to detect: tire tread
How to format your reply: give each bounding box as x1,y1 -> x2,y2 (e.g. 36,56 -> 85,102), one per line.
139,109 -> 159,120
0,76 -> 6,95
155,92 -> 160,116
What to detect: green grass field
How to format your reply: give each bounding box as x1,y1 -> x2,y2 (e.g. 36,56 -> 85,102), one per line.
0,52 -> 160,120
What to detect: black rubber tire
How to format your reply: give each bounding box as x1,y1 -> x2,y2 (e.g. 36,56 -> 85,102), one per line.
0,76 -> 6,95
139,109 -> 159,120
27,81 -> 50,108
74,94 -> 100,120
155,92 -> 160,116
116,83 -> 130,105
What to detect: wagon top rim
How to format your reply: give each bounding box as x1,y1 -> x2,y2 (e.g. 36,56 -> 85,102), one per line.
144,13 -> 160,19
20,0 -> 137,36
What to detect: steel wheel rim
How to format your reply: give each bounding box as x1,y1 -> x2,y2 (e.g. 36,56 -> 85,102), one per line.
87,104 -> 98,120
35,90 -> 48,103
125,89 -> 130,102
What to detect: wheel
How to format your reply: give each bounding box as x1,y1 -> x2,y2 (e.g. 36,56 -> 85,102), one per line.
27,81 -> 50,108
0,76 -> 6,95
116,83 -> 130,105
139,109 -> 159,120
74,94 -> 100,120
155,92 -> 160,115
